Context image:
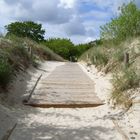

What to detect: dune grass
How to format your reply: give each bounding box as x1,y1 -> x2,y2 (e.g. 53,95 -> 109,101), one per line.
0,36 -> 64,89
79,37 -> 140,107
111,67 -> 140,108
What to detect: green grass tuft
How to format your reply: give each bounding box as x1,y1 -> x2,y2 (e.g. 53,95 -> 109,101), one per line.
0,58 -> 13,88
90,47 -> 109,66
111,67 -> 140,107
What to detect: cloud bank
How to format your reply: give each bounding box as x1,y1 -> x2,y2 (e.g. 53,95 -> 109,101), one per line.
0,0 -> 139,44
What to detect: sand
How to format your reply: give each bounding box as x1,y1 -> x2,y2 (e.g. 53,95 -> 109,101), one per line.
0,61 -> 139,140
79,61 -> 140,140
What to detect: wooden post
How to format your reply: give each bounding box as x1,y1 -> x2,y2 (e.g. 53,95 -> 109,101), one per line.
2,123 -> 17,140
87,54 -> 91,66
30,47 -> 33,61
124,52 -> 129,68
23,74 -> 42,103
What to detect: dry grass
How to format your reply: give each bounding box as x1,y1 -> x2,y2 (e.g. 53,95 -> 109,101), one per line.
111,67 -> 140,108
79,37 -> 140,108
0,36 -> 65,89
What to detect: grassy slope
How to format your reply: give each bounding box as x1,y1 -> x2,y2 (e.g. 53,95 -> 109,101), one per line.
79,37 -> 140,108
0,36 -> 65,88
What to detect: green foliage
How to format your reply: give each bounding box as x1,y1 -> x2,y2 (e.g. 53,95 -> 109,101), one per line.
44,38 -> 93,61
5,21 -> 45,42
79,2 -> 140,107
75,43 -> 92,58
100,2 -> 140,43
44,38 -> 76,61
0,56 -> 13,88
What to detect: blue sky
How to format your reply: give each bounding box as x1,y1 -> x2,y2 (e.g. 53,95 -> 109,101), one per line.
0,0 -> 140,44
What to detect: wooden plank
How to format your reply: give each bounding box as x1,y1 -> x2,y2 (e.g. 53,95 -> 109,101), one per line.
25,63 -> 103,108
23,74 -> 42,103
24,103 -> 104,108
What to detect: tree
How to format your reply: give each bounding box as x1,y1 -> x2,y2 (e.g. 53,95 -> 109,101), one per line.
44,38 -> 93,61
5,21 -> 45,42
75,43 -> 92,57
44,38 -> 77,60
100,2 -> 140,43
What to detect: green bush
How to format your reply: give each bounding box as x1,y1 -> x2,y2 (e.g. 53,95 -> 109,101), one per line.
0,59 -> 13,88
44,38 -> 75,60
5,21 -> 45,42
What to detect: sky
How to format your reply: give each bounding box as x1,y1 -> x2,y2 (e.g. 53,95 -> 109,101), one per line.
0,0 -> 140,44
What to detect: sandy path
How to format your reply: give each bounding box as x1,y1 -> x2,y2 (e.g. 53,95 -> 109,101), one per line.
1,61 -> 123,140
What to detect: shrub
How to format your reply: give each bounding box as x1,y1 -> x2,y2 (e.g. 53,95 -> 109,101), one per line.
100,2 -> 140,44
0,58 -> 13,88
44,38 -> 74,60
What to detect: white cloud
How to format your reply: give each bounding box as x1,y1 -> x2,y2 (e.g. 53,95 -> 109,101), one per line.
64,17 -> 86,36
59,0 -> 76,8
1,0 -> 74,24
0,0 -> 140,44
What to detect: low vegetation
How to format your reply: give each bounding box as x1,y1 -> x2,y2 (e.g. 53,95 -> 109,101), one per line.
0,58 -> 13,88
80,37 -> 140,108
43,38 -> 76,61
111,67 -> 140,108
91,47 -> 109,66
79,2 -> 140,108
43,38 -> 92,61
0,36 -> 64,89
